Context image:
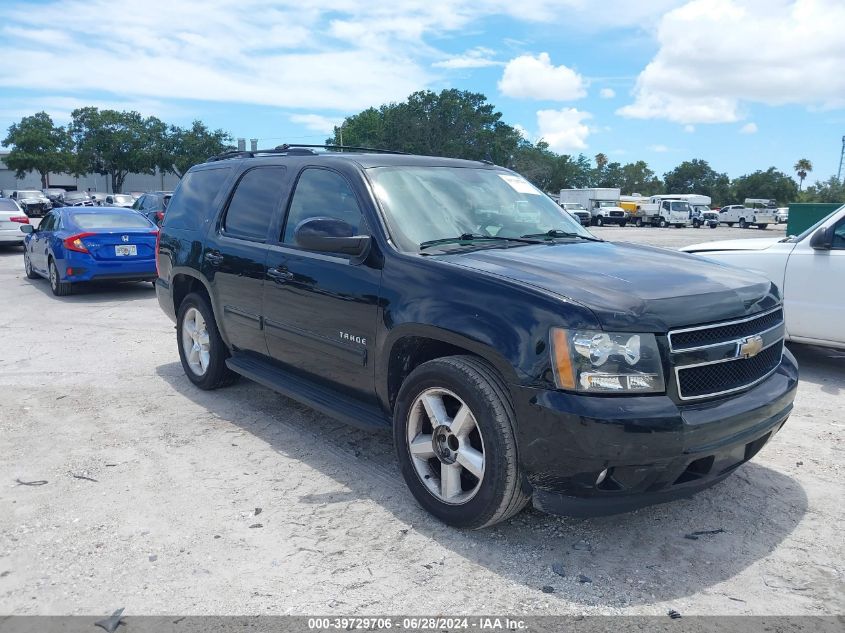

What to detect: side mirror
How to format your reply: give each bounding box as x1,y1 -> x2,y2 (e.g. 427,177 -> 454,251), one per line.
809,226 -> 833,250
294,217 -> 371,257
20,224 -> 34,234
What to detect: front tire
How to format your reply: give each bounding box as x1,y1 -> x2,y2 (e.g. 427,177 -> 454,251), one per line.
48,258 -> 72,296
24,251 -> 39,279
394,356 -> 529,529
595,216 -> 604,227
635,218 -> 643,227
659,218 -> 668,228
176,293 -> 239,390
739,219 -> 748,229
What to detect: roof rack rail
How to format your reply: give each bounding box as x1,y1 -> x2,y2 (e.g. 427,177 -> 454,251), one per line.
274,143 -> 408,155
206,143 -> 408,163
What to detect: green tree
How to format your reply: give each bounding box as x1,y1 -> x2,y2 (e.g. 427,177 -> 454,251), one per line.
619,161 -> 662,195
510,140 -> 556,191
793,158 -> 812,191
549,153 -> 593,191
164,121 -> 233,178
69,107 -> 167,193
594,153 -> 608,170
730,167 -> 799,206
326,89 -> 522,166
800,176 -> 845,203
594,161 -> 624,188
2,112 -> 71,188
663,159 -> 731,205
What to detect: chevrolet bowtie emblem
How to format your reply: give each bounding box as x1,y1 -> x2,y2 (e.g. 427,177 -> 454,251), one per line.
738,335 -> 764,359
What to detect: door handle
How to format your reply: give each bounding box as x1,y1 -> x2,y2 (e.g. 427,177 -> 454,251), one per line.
205,251 -> 223,266
267,267 -> 294,283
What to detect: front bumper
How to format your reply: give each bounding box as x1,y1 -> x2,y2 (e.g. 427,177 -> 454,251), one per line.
511,348 -> 798,517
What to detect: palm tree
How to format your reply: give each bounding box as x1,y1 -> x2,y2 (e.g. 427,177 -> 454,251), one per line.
595,153 -> 608,170
794,158 -> 812,191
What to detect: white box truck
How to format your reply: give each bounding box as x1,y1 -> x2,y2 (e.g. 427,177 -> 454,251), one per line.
559,188 -> 628,226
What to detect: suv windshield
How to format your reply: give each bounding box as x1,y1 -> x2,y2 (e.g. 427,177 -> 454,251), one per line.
368,167 -> 592,252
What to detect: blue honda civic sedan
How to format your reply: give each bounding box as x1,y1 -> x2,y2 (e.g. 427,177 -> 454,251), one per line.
21,207 -> 159,296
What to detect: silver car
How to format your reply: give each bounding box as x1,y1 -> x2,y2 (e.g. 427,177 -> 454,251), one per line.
0,198 -> 29,245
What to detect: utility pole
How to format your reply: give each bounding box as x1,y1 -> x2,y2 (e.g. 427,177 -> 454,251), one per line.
838,135 -> 845,181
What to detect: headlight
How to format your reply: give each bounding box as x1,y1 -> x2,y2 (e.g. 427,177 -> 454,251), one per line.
550,328 -> 665,393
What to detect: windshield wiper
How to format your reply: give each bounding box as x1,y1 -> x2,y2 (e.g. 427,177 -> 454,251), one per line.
419,233 -> 544,251
520,229 -> 604,242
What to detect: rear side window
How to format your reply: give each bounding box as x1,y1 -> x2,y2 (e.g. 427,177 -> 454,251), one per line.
223,167 -> 286,241
70,212 -> 153,229
164,168 -> 230,231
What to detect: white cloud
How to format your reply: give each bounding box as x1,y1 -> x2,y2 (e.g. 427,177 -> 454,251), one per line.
739,122 -> 758,134
649,144 -> 670,152
683,124 -> 695,133
599,88 -> 616,99
536,108 -> 592,152
618,0 -> 845,124
433,47 -> 502,69
498,53 -> 586,101
289,114 -> 343,134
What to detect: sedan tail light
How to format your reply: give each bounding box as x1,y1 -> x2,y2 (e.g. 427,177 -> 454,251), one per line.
9,216 -> 30,224
63,232 -> 96,253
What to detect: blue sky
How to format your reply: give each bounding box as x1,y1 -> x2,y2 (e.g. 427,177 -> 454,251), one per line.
1,0 -> 844,184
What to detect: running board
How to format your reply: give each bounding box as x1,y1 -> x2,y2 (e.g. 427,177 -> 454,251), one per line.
226,355 -> 391,431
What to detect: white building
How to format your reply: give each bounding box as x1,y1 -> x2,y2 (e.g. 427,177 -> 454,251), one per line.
0,151 -> 181,194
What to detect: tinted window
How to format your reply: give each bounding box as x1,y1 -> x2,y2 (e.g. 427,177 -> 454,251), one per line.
164,170 -> 230,232
833,218 -> 845,250
223,167 -> 286,241
283,169 -> 363,245
0,199 -> 18,211
40,212 -> 57,231
70,212 -> 153,229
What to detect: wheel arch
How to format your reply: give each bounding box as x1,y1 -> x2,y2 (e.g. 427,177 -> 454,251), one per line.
380,326 -> 520,412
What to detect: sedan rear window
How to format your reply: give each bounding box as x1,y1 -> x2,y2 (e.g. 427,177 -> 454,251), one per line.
70,212 -> 154,229
0,199 -> 19,211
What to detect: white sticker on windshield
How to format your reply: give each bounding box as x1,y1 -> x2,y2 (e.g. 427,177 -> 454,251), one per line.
498,174 -> 540,195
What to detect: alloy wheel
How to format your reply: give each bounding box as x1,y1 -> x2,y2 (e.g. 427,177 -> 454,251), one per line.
181,307 -> 211,376
406,388 -> 486,505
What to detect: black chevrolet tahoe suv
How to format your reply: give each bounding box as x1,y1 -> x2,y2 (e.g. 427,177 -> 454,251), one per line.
155,145 -> 798,529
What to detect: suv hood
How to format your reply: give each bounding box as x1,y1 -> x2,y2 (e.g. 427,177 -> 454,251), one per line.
681,237 -> 782,253
441,241 -> 777,331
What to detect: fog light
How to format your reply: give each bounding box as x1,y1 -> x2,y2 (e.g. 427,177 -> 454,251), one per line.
596,468 -> 608,485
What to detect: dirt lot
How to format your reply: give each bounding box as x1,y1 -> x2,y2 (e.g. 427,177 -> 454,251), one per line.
0,223 -> 842,617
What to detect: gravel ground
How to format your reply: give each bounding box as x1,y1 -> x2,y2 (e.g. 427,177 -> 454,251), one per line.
0,222 -> 842,617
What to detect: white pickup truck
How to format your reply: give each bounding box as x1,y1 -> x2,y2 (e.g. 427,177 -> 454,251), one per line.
719,201 -> 775,229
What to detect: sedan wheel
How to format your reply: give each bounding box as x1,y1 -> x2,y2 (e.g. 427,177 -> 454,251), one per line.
24,252 -> 38,279
48,259 -> 72,296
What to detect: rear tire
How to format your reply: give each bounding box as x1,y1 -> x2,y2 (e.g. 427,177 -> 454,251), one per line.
739,219 -> 748,229
48,258 -> 72,296
727,222 -> 734,227
693,219 -> 701,228
757,224 -> 767,230
176,292 -> 239,390
394,356 -> 529,529
635,218 -> 643,227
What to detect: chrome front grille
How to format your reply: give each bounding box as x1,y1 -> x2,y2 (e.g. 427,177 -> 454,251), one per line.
670,307 -> 785,401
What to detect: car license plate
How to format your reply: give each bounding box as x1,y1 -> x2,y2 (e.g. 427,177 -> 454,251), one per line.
115,244 -> 137,256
